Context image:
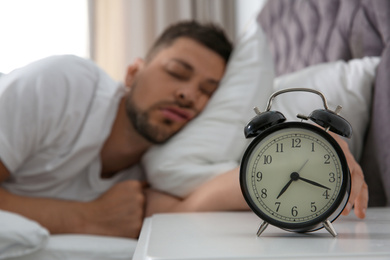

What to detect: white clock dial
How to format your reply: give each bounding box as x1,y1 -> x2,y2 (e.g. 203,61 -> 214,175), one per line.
241,122 -> 350,231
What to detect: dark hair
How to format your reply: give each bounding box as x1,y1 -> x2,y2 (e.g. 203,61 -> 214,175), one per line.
145,20 -> 233,64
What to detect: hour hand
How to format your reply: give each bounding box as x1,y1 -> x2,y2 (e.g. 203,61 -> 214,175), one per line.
276,179 -> 293,199
277,171 -> 300,199
298,176 -> 331,190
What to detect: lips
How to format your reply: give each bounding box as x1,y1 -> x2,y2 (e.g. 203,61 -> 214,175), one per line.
160,106 -> 194,122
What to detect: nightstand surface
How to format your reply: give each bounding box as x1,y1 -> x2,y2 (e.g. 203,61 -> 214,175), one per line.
133,208 -> 390,260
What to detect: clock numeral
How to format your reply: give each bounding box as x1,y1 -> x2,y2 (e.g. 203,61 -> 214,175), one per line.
261,188 -> 268,199
311,142 -> 315,152
329,172 -> 336,183
275,202 -> 281,212
291,206 -> 298,217
311,202 -> 317,212
292,138 -> 301,148
256,172 -> 263,182
276,143 -> 284,153
263,155 -> 272,164
324,154 -> 331,164
323,189 -> 330,199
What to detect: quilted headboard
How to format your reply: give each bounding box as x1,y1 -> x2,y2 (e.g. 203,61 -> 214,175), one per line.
258,0 -> 390,207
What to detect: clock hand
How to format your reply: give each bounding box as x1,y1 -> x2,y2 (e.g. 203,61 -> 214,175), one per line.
298,176 -> 331,190
276,179 -> 293,199
276,160 -> 309,200
276,172 -> 299,199
296,159 -> 309,173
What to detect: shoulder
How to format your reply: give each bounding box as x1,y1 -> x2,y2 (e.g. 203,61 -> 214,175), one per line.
0,55 -> 115,133
1,55 -> 112,104
19,55 -> 102,84
2,55 -> 104,89
29,55 -> 98,71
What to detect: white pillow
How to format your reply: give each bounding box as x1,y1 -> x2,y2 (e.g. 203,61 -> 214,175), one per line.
271,57 -> 380,160
142,21 -> 275,197
0,210 -> 49,259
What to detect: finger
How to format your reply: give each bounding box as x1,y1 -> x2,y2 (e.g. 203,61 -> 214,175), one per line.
341,200 -> 352,216
353,182 -> 368,219
330,133 -> 368,218
340,160 -> 361,215
341,163 -> 365,216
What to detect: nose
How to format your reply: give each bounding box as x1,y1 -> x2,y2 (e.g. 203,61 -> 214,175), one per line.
175,86 -> 197,107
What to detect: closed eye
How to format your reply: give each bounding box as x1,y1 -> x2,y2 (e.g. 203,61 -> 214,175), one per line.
164,59 -> 192,80
166,70 -> 189,81
200,79 -> 219,97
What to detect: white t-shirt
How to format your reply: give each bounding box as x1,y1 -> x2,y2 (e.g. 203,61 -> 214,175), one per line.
0,55 -> 141,201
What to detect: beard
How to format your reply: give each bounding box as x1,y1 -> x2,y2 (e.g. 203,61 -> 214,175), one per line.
125,85 -> 177,144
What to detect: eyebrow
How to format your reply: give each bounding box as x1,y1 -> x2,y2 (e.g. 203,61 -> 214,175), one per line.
171,58 -> 221,85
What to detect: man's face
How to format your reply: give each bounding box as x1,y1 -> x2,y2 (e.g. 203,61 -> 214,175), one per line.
125,37 -> 226,144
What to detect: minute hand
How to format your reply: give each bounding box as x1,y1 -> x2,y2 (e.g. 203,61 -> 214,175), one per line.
298,176 -> 331,190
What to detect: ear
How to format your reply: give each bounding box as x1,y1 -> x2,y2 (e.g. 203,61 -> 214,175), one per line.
125,58 -> 145,87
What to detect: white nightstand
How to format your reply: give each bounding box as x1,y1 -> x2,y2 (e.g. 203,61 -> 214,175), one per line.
133,208 -> 390,260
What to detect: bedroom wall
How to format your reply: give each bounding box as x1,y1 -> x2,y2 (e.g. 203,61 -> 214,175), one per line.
1,0 -> 267,79
90,0 -> 269,81
0,0 -> 88,74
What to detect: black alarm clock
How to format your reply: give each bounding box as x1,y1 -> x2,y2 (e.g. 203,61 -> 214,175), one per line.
240,88 -> 352,237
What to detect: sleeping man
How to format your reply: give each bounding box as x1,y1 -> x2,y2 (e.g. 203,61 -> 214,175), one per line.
0,21 -> 367,239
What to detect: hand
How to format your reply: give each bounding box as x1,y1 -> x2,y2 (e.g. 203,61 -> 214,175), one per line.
330,133 -> 368,219
83,180 -> 145,238
144,188 -> 182,217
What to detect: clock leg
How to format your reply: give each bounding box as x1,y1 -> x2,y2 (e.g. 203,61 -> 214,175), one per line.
323,219 -> 337,237
256,221 -> 269,237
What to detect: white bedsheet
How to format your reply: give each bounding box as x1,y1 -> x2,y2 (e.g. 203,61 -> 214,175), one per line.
10,235 -> 137,260
0,210 -> 137,260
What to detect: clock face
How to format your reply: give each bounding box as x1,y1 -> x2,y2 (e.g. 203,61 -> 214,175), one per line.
240,122 -> 350,231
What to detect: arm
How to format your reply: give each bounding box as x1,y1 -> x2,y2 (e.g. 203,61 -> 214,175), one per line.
146,135 -> 368,219
0,160 -> 145,238
0,57 -> 144,238
145,167 -> 249,216
173,167 -> 249,212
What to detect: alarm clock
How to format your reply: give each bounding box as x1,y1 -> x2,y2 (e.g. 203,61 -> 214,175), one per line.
240,88 -> 352,237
